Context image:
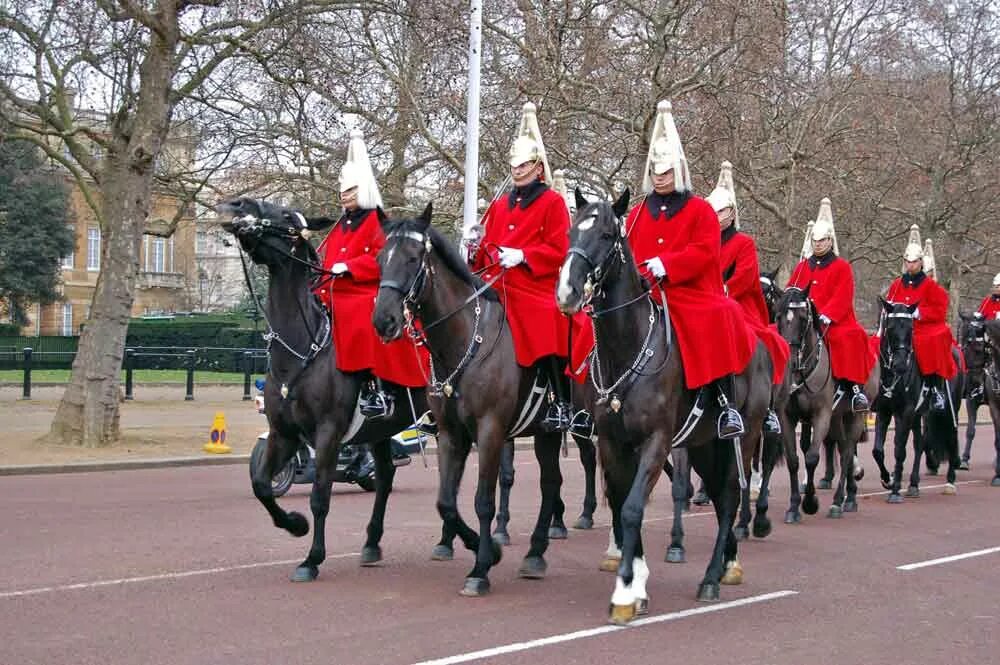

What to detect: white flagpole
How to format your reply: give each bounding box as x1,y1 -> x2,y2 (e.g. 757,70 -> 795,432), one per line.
461,0 -> 483,240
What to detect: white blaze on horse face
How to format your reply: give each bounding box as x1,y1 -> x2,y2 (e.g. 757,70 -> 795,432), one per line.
578,212 -> 598,232
557,255 -> 575,303
385,246 -> 395,267
786,310 -> 794,323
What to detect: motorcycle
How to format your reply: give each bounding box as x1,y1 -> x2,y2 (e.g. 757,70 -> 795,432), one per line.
249,379 -> 425,497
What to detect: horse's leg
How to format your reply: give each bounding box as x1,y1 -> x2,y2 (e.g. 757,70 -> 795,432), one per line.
520,432 -> 563,579
908,416 -> 924,497
432,520 -> 456,561
698,437 -> 741,601
798,421 -> 812,490
360,437 -> 396,566
609,434 -> 666,624
666,447 -> 688,563
991,396 -> 1000,485
784,414 -> 803,524
460,422 -> 505,597
872,409 -> 893,488
251,431 -> 310,537
734,437 -> 755,540
574,435 -> 598,529
801,412 -> 830,516
888,415 -> 910,503
819,437 -> 836,489
292,423 -> 340,582
828,424 -> 852,518
549,484 -> 568,539
753,432 -> 781,538
435,431 -> 479,570
962,398 -> 977,466
600,447 -> 630,572
493,438 -> 514,545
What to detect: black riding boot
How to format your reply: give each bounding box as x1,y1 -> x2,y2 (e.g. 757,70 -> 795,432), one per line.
849,382 -> 869,413
714,374 -> 745,440
541,356 -> 572,433
928,375 -> 947,412
360,378 -> 394,419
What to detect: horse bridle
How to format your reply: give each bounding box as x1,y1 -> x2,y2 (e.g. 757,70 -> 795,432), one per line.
878,309 -> 916,397
783,289 -> 829,394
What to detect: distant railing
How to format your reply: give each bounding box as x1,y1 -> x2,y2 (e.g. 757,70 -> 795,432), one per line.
10,346 -> 268,401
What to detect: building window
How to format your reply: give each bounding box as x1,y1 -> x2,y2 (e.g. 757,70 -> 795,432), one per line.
196,231 -> 208,254
87,227 -> 101,271
151,237 -> 165,272
169,235 -> 175,272
61,224 -> 75,269
61,303 -> 73,336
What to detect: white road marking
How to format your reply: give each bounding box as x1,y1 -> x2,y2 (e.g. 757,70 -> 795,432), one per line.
411,590 -> 798,665
897,546 -> 1000,571
0,552 -> 358,599
857,479 -> 980,498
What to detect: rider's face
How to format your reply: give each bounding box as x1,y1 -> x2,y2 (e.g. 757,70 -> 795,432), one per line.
904,259 -> 922,275
652,169 -> 675,195
716,207 -> 735,230
340,187 -> 359,211
511,160 -> 542,188
992,283 -> 1000,296
812,237 -> 833,256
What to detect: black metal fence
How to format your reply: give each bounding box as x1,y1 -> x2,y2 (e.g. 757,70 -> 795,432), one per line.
7,346 -> 269,401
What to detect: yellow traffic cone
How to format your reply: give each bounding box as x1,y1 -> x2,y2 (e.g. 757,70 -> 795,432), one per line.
203,411 -> 232,454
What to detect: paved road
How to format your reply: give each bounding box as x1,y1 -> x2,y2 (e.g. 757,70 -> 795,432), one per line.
1,429 -> 998,665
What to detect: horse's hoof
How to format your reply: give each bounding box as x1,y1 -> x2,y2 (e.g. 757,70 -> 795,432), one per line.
880,474 -> 894,491
818,478 -> 833,490
360,546 -> 382,567
887,493 -> 904,504
696,582 -> 721,602
290,564 -> 318,582
573,515 -> 594,530
665,546 -> 686,564
802,494 -> 819,515
854,466 -> 865,482
752,518 -> 772,539
942,483 -> 957,496
634,597 -> 650,616
991,476 -> 1000,487
518,555 -> 547,579
958,460 -> 970,471
460,577 -> 490,597
843,500 -> 858,513
827,505 -> 843,519
548,525 -> 569,540
734,526 -> 749,541
784,510 -> 801,524
905,486 -> 920,498
599,556 -> 621,572
285,512 -> 310,538
721,560 -> 744,585
492,530 -> 511,546
692,490 -> 710,506
609,602 -> 636,625
430,545 -> 454,561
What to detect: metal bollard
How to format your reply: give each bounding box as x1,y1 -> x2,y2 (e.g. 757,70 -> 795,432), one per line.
242,350 -> 252,401
22,347 -> 32,400
124,348 -> 135,400
185,349 -> 195,401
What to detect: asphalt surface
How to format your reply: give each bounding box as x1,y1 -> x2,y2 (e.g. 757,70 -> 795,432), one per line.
1,427 -> 999,665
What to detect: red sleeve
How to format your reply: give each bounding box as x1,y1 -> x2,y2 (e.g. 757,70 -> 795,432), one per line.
885,279 -> 901,302
521,195 -> 570,278
343,213 -> 383,284
918,280 -> 948,323
725,236 -> 760,300
817,259 -> 855,323
787,260 -> 810,289
978,297 -> 992,316
657,204 -> 719,285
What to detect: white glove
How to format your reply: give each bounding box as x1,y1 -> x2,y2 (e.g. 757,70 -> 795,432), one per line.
498,247 -> 525,268
645,257 -> 666,279
819,314 -> 832,326
913,307 -> 921,320
332,262 -> 349,275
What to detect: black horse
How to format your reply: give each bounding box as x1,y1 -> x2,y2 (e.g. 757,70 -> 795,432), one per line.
372,203 -> 571,596
872,299 -> 964,499
774,287 -> 878,521
557,190 -> 772,623
219,198 -> 428,583
958,315 -> 1000,485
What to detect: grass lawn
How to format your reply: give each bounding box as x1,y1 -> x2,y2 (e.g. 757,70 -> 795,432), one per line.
0,369 -> 248,384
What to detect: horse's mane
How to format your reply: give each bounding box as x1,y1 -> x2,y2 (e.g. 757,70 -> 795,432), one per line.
385,216 -> 499,303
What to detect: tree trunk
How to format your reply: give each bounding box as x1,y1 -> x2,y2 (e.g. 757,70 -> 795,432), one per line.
49,8 -> 179,447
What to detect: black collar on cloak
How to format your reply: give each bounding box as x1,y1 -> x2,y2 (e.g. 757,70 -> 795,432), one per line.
339,206 -> 372,232
646,190 -> 691,220
901,271 -> 927,288
991,294 -> 1000,302
721,225 -> 739,245
507,179 -> 548,210
808,251 -> 836,270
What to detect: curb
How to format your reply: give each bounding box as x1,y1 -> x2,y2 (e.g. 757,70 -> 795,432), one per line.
0,440 -> 541,477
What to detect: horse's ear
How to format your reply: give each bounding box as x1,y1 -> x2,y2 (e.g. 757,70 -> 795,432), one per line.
879,296 -> 891,313
958,310 -> 971,322
417,202 -> 433,230
612,188 -> 631,219
574,187 -> 589,213
802,282 -> 811,299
